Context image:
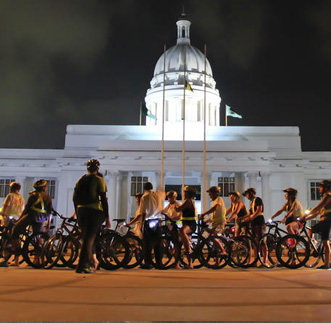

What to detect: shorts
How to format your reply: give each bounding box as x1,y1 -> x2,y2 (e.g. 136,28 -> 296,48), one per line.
251,224 -> 266,241
251,215 -> 265,226
236,218 -> 250,235
312,219 -> 331,241
182,220 -> 196,233
212,221 -> 225,235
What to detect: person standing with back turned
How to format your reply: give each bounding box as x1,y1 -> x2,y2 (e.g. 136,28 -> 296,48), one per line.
73,159 -> 110,274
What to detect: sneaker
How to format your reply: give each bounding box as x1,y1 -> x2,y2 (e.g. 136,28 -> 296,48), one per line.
317,265 -> 331,270
76,267 -> 93,274
0,261 -> 9,267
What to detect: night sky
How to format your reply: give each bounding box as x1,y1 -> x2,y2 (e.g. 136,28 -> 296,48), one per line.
0,0 -> 330,151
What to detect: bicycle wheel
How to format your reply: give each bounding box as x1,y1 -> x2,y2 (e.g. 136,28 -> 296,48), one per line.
97,231 -> 129,270
59,236 -> 80,268
23,233 -> 49,268
200,236 -> 231,269
153,236 -> 180,270
258,234 -> 279,268
122,235 -> 143,269
179,242 -> 204,269
304,239 -> 324,268
276,234 -> 310,269
230,236 -> 250,267
42,233 -> 63,269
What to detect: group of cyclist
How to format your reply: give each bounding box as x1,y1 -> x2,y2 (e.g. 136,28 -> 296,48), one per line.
1,156 -> 331,271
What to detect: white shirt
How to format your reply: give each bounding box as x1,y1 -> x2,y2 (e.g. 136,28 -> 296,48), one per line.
211,197 -> 226,224
138,190 -> 161,220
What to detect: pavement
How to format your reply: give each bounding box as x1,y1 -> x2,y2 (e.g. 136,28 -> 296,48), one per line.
1,265 -> 331,321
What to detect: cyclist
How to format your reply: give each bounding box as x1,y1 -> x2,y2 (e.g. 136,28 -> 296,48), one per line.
225,191 -> 249,236
175,186 -> 197,269
271,188 -> 304,234
0,179 -> 53,267
200,186 -> 226,235
199,186 -> 227,257
242,187 -> 265,266
127,182 -> 162,269
301,180 -> 331,269
73,159 -> 110,274
0,182 -> 25,227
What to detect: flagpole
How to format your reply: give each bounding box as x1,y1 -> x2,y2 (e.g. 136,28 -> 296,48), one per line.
139,102 -> 142,126
225,110 -> 228,127
182,46 -> 186,200
203,44 -> 207,213
161,44 -> 166,191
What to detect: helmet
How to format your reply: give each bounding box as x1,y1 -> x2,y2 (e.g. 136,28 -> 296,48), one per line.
283,188 -> 298,196
166,190 -> 178,198
318,180 -> 331,190
33,179 -> 48,189
243,187 -> 256,196
229,191 -> 241,198
87,159 -> 100,172
184,186 -> 196,193
206,186 -> 220,194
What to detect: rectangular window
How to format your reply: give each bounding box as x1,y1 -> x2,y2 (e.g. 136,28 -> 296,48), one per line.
164,185 -> 201,201
46,180 -> 56,199
217,177 -> 235,197
310,182 -> 321,201
131,176 -> 148,196
0,178 -> 15,198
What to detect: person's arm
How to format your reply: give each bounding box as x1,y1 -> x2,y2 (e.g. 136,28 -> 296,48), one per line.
100,192 -> 110,228
161,204 -> 170,214
249,205 -> 263,221
303,196 -> 330,221
1,195 -> 11,216
227,204 -> 239,223
271,209 -> 283,220
127,213 -> 144,226
200,204 -> 218,219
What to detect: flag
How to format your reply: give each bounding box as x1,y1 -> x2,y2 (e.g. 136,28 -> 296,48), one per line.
226,105 -> 242,119
141,102 -> 157,120
184,79 -> 194,92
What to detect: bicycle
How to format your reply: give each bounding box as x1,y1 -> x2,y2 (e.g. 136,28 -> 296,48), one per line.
275,218 -> 310,269
113,218 -> 144,269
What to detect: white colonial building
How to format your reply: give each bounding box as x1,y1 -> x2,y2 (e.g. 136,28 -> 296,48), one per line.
0,16 -> 330,227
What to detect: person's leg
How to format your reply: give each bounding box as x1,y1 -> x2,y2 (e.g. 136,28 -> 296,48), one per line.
76,209 -> 89,272
142,221 -> 153,267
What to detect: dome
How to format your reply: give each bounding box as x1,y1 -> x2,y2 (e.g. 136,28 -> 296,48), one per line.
153,44 -> 213,78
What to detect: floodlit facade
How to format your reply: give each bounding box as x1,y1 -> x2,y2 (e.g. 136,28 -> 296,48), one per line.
1,16 -> 331,227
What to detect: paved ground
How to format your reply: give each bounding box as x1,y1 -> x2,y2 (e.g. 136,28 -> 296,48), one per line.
1,265 -> 331,321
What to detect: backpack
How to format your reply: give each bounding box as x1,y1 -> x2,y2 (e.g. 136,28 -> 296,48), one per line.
73,175 -> 95,206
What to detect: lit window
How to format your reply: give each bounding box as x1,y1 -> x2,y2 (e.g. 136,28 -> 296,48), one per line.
217,177 -> 235,197
131,176 -> 148,196
0,178 -> 15,198
310,182 -> 321,201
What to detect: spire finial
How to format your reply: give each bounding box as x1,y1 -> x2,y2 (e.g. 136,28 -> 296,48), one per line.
182,4 -> 186,18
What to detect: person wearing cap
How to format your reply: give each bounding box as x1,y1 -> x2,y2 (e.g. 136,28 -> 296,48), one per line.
0,179 -> 53,267
200,186 -> 226,235
73,159 -> 110,274
225,191 -> 249,236
127,182 -> 163,269
271,188 -> 304,234
0,182 -> 25,227
301,180 -> 331,269
242,187 -> 265,265
175,185 -> 197,269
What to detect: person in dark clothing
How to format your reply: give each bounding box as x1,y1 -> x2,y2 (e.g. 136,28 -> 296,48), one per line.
0,179 -> 53,267
73,159 -> 110,274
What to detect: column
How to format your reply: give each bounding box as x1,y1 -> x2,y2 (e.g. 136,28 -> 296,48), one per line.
105,171 -> 118,222
247,172 -> 258,191
155,171 -> 161,191
261,172 -> 271,219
